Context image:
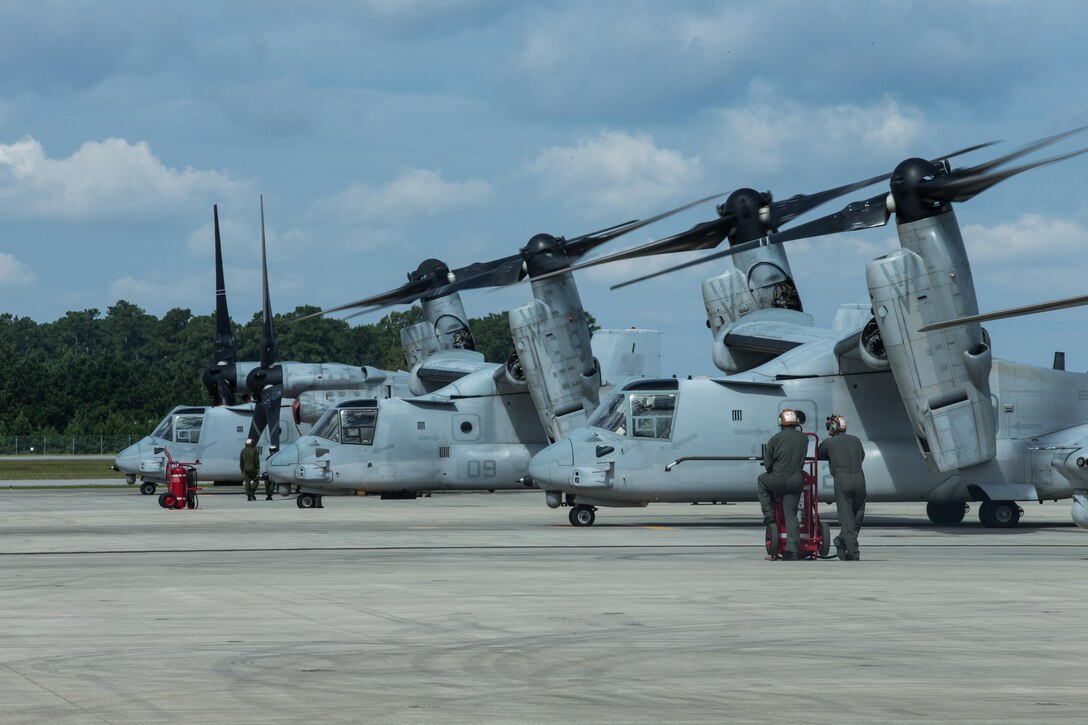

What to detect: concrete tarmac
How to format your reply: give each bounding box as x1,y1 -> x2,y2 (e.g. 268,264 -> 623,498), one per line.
0,488 -> 1085,723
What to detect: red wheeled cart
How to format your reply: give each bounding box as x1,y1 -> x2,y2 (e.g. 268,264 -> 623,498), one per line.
157,448 -> 200,510
766,432 -> 830,560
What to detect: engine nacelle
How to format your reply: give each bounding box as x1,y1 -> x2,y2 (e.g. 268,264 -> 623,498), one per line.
401,321 -> 442,370
703,264 -> 807,375
857,317 -> 891,371
280,363 -> 373,397
866,210 -> 995,472
702,268 -> 758,337
504,352 -> 528,388
509,273 -> 600,442
401,294 -> 476,368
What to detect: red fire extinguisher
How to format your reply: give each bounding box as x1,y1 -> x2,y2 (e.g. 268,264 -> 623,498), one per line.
157,448 -> 200,510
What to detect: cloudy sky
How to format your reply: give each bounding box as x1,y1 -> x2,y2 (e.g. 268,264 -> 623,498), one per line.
2,0 -> 1087,376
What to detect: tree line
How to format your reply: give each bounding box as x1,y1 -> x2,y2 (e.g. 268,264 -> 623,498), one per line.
0,301 -> 528,437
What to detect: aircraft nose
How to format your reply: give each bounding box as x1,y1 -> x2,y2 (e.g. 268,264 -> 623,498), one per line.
529,438 -> 574,489
266,443 -> 300,482
114,442 -> 143,474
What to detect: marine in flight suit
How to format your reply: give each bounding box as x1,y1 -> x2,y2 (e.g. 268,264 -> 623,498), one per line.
757,409 -> 809,559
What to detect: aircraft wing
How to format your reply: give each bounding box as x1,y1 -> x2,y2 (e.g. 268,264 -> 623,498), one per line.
723,317 -> 853,356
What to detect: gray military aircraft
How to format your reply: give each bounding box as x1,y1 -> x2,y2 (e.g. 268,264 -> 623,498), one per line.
527,129 -> 1088,529
114,200 -> 413,493
264,195 -> 719,507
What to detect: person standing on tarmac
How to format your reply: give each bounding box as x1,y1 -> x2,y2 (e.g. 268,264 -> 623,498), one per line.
239,438 -> 260,502
757,409 -> 809,560
818,414 -> 866,561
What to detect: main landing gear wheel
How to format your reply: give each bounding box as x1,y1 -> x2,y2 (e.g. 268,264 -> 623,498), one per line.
818,520 -> 831,557
139,482 -> 156,496
979,500 -> 1022,528
927,501 -> 968,525
765,523 -> 780,557
296,493 -> 323,509
569,505 -> 596,527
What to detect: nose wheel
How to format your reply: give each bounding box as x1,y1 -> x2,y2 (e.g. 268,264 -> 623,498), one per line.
139,482 -> 157,496
296,493 -> 324,509
569,505 -> 596,527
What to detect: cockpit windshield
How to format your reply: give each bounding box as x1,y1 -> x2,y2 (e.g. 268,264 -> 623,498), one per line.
311,409 -> 341,443
630,394 -> 675,439
589,393 -> 628,435
174,415 -> 203,444
150,413 -> 203,443
341,409 -> 377,445
588,392 -> 676,440
310,408 -> 378,445
151,416 -> 173,441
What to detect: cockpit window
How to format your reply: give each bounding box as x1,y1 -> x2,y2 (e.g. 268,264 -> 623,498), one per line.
630,394 -> 675,440
311,410 -> 341,443
341,409 -> 377,445
151,416 -> 173,441
588,391 -> 676,440
174,415 -> 203,444
589,393 -> 628,436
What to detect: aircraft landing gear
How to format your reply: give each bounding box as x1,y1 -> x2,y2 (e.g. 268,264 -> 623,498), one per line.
979,500 -> 1022,528
927,501 -> 968,525
296,493 -> 324,509
569,504 -> 596,527
139,482 -> 157,496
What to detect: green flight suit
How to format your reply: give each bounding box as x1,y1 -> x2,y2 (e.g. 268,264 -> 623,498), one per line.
239,444 -> 261,498
817,432 -> 866,559
757,426 -> 809,555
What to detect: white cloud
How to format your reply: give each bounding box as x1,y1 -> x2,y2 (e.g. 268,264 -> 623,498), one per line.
308,168 -> 492,227
0,136 -> 244,220
526,130 -> 702,216
962,213 -> 1087,263
109,274 -> 206,312
0,252 -> 37,287
713,97 -> 927,173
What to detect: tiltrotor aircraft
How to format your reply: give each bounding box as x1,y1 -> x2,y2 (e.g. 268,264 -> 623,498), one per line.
528,129 -> 1088,529
264,196 -> 720,507
114,201 -> 414,493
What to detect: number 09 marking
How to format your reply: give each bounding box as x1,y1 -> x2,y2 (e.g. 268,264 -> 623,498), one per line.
467,460 -> 497,478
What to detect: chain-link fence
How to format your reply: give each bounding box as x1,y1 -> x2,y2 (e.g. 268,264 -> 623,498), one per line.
0,436 -> 139,455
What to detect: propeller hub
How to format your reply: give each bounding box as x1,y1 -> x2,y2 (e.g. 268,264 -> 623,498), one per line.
202,362 -> 237,406
521,233 -> 570,277
720,188 -> 772,243
890,157 -> 949,224
246,364 -> 283,395
409,258 -> 451,285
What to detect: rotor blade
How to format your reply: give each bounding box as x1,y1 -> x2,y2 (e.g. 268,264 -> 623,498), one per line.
930,140 -> 999,164
609,191 -> 891,291
247,397 -> 267,444
770,171 -> 892,227
563,191 -> 726,259
527,217 -> 732,285
609,237 -> 775,290
954,126 -> 1086,179
437,254 -> 526,295
920,146 -> 1088,204
918,293 -> 1088,332
212,204 -> 236,364
293,278 -> 432,322
761,191 -> 892,247
261,384 -> 284,451
257,196 -> 277,369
